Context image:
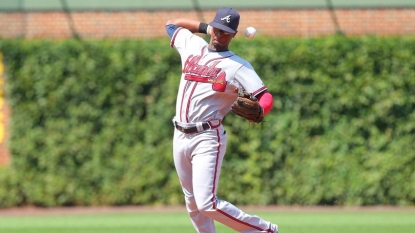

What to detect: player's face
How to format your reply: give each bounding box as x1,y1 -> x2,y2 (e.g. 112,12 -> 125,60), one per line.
210,27 -> 236,51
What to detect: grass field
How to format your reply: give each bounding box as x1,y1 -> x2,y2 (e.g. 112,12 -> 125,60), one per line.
0,206 -> 414,233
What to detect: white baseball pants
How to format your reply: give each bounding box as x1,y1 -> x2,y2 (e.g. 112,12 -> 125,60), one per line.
173,125 -> 278,233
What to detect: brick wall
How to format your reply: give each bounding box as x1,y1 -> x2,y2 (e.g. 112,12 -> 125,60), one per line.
0,8 -> 414,39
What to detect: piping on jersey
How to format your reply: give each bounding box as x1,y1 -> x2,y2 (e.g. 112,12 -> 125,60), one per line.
179,80 -> 192,123
185,82 -> 199,123
209,128 -> 274,233
170,27 -> 183,48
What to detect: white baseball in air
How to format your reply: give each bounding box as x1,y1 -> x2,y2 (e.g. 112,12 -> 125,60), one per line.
244,27 -> 256,38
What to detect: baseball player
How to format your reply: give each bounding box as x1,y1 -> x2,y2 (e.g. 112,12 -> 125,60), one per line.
165,7 -> 278,233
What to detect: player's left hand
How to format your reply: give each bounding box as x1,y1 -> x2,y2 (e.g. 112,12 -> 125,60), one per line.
231,90 -> 264,123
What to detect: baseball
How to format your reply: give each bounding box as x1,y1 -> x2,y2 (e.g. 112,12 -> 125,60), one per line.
244,27 -> 256,38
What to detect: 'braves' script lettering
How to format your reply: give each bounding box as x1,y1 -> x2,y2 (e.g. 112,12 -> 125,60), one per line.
183,55 -> 227,92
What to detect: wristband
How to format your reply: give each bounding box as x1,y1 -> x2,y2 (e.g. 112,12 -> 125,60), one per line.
198,23 -> 208,34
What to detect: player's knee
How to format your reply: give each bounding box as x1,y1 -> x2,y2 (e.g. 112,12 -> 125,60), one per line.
185,196 -> 199,213
196,200 -> 216,216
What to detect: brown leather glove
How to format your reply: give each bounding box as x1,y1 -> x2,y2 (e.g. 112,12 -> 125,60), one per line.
231,90 -> 264,123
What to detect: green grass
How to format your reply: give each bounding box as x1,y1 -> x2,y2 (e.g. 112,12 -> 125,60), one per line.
0,209 -> 414,233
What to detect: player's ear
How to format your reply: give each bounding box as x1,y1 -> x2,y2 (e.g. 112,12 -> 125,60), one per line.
233,31 -> 238,38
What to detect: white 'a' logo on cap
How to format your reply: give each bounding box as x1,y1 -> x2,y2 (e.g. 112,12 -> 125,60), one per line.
221,15 -> 231,23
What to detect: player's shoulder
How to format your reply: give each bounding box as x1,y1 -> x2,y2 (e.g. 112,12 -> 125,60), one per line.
228,53 -> 253,68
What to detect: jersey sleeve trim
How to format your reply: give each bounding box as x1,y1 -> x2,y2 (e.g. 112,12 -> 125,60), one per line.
252,86 -> 267,97
166,24 -> 178,37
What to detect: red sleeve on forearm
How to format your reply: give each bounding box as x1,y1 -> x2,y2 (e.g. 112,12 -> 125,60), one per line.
257,91 -> 273,115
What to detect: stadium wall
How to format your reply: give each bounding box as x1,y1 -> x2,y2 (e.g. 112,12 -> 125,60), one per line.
0,8 -> 415,39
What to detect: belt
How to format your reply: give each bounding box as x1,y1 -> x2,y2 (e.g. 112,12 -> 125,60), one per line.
174,121 -> 211,134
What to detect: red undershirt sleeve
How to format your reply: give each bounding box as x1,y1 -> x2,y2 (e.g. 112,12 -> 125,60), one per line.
257,91 -> 273,115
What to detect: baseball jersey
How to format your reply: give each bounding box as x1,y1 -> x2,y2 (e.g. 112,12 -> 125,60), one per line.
167,25 -> 267,124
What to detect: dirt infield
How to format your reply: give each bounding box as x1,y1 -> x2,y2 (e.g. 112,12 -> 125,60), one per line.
0,205 -> 413,216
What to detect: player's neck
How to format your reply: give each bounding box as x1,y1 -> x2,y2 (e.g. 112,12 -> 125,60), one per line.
208,44 -> 229,52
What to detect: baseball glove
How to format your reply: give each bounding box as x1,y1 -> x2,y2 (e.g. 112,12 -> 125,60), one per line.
231,90 -> 264,123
